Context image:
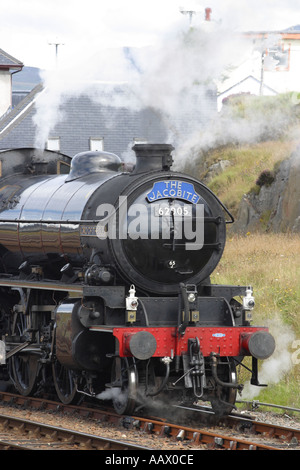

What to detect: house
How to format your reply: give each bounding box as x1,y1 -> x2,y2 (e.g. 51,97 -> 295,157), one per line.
0,48 -> 23,117
217,75 -> 277,111
217,25 -> 300,110
244,24 -> 300,93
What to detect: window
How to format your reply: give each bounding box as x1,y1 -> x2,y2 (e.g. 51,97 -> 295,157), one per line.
90,138 -> 104,151
264,45 -> 290,71
47,137 -> 60,151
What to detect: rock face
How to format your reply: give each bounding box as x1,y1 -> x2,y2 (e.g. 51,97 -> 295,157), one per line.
205,160 -> 231,182
233,147 -> 300,233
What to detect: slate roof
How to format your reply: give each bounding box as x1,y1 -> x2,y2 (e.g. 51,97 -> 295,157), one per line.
283,25 -> 300,33
0,48 -> 23,69
0,83 -> 43,137
0,79 -> 216,159
0,83 -> 169,158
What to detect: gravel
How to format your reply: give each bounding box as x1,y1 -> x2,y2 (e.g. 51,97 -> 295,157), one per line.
0,402 -> 299,450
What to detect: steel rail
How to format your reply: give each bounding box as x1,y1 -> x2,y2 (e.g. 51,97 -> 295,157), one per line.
0,413 -> 152,450
0,391 -> 298,450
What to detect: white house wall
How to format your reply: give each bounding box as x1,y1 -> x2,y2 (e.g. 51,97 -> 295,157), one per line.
217,31 -> 300,110
0,71 -> 11,117
263,39 -> 300,93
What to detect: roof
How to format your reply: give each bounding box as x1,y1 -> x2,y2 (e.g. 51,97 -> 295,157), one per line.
0,83 -> 43,138
12,66 -> 41,92
243,25 -> 300,40
0,80 -> 216,158
0,48 -> 23,70
283,25 -> 300,33
0,83 -> 168,157
218,75 -> 278,97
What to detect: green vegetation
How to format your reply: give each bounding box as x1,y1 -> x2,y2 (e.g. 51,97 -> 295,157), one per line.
184,140 -> 298,219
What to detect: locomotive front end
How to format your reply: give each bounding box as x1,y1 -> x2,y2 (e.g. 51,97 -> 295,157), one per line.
86,144 -> 276,415
0,144 -> 276,417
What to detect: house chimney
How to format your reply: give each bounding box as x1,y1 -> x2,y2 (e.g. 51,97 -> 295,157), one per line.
205,7 -> 212,21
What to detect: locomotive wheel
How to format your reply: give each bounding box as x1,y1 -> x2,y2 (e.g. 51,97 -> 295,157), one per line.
210,357 -> 237,416
52,359 -> 78,404
11,354 -> 40,396
10,312 -> 40,396
110,357 -> 138,415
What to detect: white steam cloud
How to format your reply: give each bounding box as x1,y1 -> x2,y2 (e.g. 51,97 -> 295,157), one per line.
241,316 -> 296,400
31,7 -> 300,176
32,19 -> 254,163
96,387 -> 127,404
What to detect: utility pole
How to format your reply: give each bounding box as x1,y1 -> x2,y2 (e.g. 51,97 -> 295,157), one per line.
180,8 -> 196,27
48,41 -> 64,68
260,51 -> 265,96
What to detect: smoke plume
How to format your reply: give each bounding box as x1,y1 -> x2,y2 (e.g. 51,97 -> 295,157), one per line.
241,316 -> 295,400
32,18 -> 254,162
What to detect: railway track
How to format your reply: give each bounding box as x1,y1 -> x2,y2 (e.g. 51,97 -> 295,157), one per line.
0,413 -> 151,450
0,391 -> 298,450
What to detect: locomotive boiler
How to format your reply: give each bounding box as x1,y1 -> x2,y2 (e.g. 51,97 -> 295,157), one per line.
0,144 -> 275,416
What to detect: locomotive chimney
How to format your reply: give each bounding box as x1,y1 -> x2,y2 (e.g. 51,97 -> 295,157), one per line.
132,143 -> 174,174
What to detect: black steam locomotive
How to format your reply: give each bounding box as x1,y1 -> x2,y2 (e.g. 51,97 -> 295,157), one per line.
0,144 -> 275,416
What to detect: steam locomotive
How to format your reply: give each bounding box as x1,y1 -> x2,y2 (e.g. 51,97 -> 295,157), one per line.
0,144 -> 275,416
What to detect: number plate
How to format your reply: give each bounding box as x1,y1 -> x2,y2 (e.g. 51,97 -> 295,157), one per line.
152,203 -> 192,217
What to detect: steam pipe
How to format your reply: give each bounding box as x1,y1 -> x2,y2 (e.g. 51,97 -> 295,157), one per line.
145,359 -> 170,397
178,283 -> 190,335
210,353 -> 244,391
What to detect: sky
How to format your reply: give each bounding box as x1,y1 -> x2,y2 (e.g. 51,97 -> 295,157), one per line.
0,0 -> 299,70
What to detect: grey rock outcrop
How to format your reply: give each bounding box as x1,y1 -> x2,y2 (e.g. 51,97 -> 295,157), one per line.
205,160 -> 231,182
233,147 -> 300,233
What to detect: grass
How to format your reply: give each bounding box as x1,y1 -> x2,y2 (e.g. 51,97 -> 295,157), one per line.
211,233 -> 300,411
201,140 -> 298,218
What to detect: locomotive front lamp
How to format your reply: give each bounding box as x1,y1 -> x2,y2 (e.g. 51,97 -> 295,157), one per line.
188,293 -> 196,302
126,285 -> 139,310
243,286 -> 255,310
126,285 -> 139,323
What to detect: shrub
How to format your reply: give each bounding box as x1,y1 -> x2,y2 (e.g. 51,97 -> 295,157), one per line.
255,169 -> 275,187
